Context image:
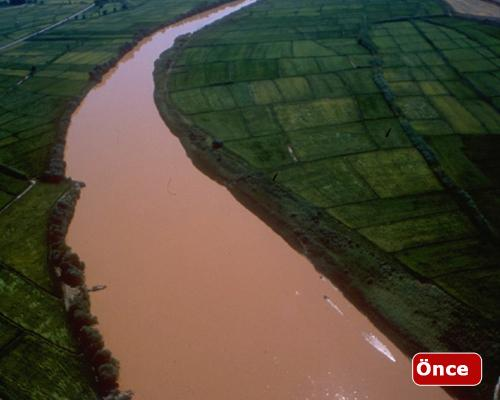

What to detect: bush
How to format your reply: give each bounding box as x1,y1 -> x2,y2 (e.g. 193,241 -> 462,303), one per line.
79,326 -> 103,346
79,325 -> 105,358
60,266 -> 84,287
104,390 -> 133,400
91,348 -> 113,367
358,26 -> 378,55
69,291 -> 91,314
63,251 -> 80,265
71,309 -> 98,331
97,363 -> 120,393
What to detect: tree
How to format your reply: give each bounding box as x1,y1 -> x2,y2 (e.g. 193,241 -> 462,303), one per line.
91,348 -> 113,367
60,266 -> 84,287
79,326 -> 103,345
97,363 -> 119,393
79,326 -> 104,357
71,309 -> 97,331
63,251 -> 80,265
103,390 -> 133,400
69,291 -> 91,315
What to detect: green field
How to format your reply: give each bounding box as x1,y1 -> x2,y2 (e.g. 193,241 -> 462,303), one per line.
0,0 -> 239,398
155,1 -> 500,398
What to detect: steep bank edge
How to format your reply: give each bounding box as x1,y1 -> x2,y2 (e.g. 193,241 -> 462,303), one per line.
153,32 -> 500,400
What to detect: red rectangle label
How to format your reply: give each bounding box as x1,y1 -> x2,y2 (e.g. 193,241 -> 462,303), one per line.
412,352 -> 482,386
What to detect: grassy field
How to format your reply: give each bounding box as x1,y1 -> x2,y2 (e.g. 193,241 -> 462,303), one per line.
0,0 -> 239,398
0,0 -> 94,47
155,0 -> 500,398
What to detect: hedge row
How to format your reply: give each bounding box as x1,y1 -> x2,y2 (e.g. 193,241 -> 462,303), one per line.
48,181 -> 132,399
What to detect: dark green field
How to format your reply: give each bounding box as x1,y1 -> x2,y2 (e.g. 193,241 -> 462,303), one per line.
0,0 -> 237,398
155,1 -> 500,398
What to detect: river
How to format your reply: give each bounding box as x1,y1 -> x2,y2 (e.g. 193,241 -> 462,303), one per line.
65,1 -> 452,399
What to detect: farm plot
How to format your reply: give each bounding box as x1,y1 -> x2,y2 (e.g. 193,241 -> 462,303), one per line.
0,267 -> 74,349
0,181 -> 68,290
0,334 -> 96,400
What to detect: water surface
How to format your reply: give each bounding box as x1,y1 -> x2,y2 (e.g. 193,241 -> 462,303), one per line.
65,2 -> 452,399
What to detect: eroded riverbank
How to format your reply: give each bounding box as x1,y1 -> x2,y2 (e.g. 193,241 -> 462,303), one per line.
66,1 -> 453,399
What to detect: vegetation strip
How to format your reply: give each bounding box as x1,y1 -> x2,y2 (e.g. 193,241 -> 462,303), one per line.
47,181 -> 129,398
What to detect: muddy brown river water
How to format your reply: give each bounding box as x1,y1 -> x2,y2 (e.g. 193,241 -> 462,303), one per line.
65,1 -> 452,399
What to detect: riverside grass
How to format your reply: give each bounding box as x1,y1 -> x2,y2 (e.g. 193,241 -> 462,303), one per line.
154,0 -> 500,398
0,0 -> 241,398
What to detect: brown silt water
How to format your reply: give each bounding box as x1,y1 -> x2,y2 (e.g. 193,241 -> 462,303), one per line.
65,1 -> 452,399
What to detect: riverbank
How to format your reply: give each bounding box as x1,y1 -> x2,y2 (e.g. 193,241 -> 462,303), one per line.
0,1 -> 254,398
153,1 -> 500,398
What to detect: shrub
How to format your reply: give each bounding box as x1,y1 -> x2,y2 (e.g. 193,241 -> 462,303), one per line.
79,326 -> 103,344
97,363 -> 120,393
71,309 -> 98,331
79,326 -> 105,358
60,266 -> 84,287
91,348 -> 113,367
104,390 -> 133,400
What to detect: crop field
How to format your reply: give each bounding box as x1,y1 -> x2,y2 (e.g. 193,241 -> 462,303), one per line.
0,0 -> 94,47
159,1 -> 500,393
0,332 -> 97,400
0,181 -> 68,288
0,0 -> 240,398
